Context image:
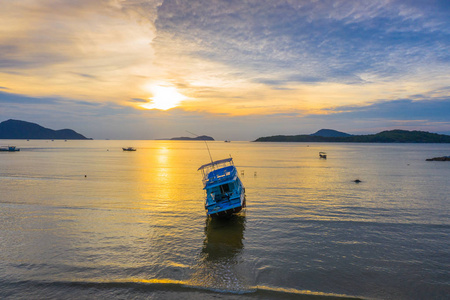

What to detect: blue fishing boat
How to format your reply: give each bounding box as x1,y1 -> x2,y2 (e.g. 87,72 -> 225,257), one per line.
0,146 -> 20,152
198,157 -> 246,218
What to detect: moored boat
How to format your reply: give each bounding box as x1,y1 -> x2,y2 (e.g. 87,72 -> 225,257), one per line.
198,157 -> 246,218
122,147 -> 136,151
319,151 -> 327,159
0,146 -> 20,152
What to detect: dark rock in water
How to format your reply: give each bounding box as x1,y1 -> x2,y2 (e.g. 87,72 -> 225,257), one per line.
426,156 -> 450,161
354,179 -> 362,183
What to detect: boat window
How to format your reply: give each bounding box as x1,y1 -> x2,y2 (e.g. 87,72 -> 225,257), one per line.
208,187 -> 221,195
220,183 -> 231,194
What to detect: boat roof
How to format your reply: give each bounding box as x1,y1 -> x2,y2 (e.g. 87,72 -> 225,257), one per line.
204,165 -> 238,189
205,176 -> 237,189
197,157 -> 233,171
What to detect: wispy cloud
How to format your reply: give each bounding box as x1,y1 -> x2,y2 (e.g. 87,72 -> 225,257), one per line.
0,0 -> 160,102
326,97 -> 450,120
155,0 -> 449,83
0,91 -> 57,104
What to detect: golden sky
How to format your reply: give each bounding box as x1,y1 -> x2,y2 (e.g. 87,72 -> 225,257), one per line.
1,0 -> 449,139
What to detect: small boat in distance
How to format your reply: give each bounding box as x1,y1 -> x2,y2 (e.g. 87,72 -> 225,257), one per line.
198,157 -> 246,218
319,151 -> 327,159
0,146 -> 20,152
224,140 -> 231,143
122,147 -> 136,151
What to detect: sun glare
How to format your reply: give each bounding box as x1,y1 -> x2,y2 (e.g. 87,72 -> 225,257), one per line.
141,85 -> 187,110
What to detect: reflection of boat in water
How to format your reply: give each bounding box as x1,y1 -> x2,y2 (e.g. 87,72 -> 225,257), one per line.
202,214 -> 246,261
319,151 -> 327,159
189,214 -> 246,290
0,146 -> 20,152
122,147 -> 136,151
198,157 -> 246,218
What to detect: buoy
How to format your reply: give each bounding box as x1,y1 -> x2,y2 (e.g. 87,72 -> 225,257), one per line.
84,175 -> 87,178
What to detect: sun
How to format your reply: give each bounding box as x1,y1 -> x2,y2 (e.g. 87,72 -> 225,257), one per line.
140,85 -> 187,110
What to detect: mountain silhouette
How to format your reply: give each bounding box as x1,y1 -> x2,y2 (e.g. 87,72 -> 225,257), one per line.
0,119 -> 90,140
310,129 -> 352,137
255,129 -> 450,143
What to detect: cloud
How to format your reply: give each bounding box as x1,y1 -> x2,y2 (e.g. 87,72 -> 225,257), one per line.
326,98 -> 450,121
0,0 -> 160,102
0,91 -> 57,104
155,0 -> 450,86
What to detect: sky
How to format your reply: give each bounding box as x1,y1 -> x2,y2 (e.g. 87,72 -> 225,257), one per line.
0,0 -> 449,140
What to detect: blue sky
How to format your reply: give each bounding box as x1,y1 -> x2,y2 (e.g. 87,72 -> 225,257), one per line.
0,0 -> 449,139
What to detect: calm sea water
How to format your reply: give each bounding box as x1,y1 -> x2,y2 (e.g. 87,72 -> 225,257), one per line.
0,140 -> 449,299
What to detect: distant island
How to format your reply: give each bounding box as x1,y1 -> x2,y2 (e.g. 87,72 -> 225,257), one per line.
254,129 -> 450,143
310,129 -> 352,137
0,119 -> 91,140
170,135 -> 214,141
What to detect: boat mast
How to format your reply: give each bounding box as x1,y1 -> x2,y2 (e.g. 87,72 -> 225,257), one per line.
186,131 -> 214,166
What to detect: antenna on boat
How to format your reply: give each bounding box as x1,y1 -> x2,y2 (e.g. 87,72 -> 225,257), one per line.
186,130 -> 214,165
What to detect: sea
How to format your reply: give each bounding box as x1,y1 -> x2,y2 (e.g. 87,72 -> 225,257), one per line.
0,140 -> 449,299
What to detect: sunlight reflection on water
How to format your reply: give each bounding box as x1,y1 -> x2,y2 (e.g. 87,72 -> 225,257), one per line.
0,140 -> 449,299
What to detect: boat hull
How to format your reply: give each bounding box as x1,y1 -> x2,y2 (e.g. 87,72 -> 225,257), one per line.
209,205 -> 243,218
0,147 -> 20,152
206,194 -> 246,218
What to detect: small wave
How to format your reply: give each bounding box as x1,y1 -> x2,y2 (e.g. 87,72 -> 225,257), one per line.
1,278 -> 363,299
252,285 -> 363,299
